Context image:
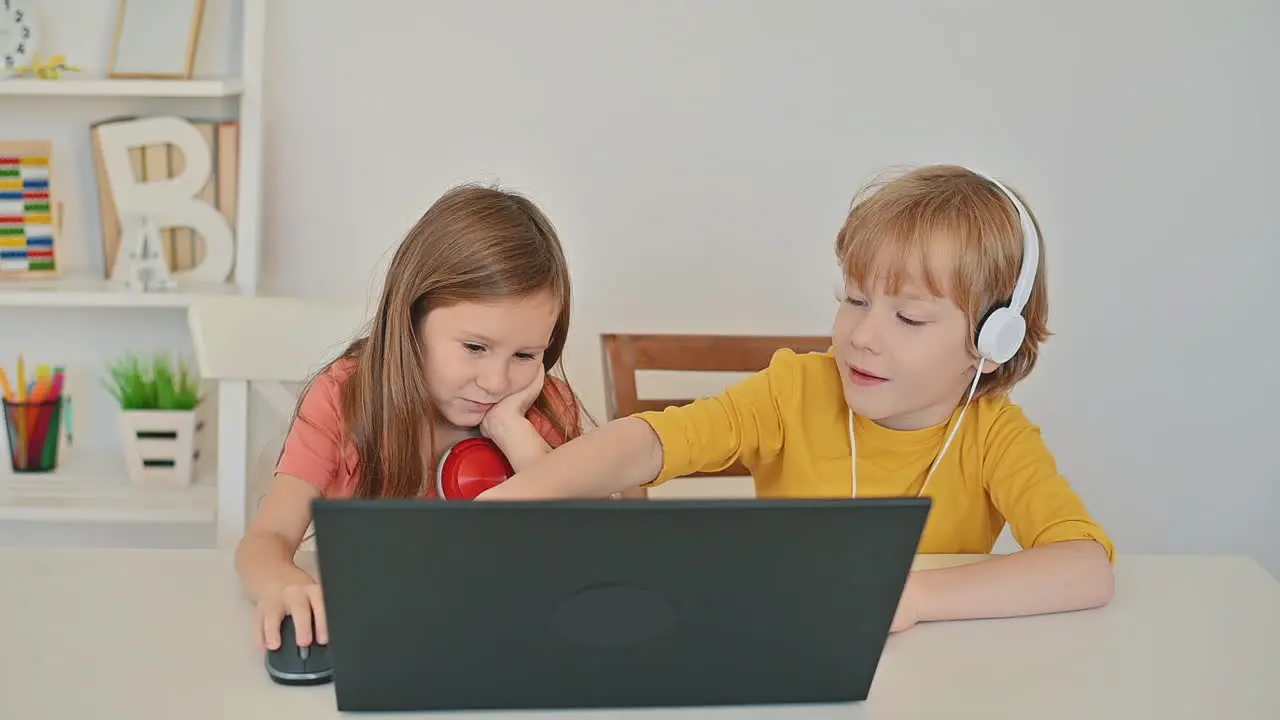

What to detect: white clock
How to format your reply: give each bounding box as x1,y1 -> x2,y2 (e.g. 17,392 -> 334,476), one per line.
0,0 -> 39,76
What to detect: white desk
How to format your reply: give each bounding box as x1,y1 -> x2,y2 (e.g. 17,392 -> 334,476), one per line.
1,550 -> 1278,719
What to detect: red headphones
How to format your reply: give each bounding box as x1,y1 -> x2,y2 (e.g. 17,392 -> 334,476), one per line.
434,437 -> 514,501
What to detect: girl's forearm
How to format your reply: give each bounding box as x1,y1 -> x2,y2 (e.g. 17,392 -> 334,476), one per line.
911,539 -> 1114,623
235,531 -> 316,603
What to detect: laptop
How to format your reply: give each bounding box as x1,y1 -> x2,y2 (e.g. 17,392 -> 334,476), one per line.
310,497 -> 931,712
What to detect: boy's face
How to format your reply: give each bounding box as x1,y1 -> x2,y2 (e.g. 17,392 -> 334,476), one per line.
832,273 -> 993,431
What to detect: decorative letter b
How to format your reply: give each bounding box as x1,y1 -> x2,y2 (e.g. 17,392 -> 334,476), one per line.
96,116 -> 235,283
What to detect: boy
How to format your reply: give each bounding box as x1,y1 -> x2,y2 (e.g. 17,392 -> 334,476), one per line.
479,165 -> 1115,632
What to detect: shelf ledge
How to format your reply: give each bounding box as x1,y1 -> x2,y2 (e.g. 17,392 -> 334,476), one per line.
0,276 -> 246,309
0,450 -> 216,524
0,77 -> 244,98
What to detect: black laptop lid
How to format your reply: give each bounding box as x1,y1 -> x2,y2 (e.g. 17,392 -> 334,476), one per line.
311,498 -> 931,712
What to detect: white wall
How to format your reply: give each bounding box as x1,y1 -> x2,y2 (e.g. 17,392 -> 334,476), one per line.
255,0 -> 1280,574
8,2 -> 1276,572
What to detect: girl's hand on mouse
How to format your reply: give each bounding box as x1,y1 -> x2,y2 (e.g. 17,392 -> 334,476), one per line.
479,367 -> 545,438
256,580 -> 328,652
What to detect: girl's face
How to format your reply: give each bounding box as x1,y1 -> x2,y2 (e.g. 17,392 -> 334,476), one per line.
419,290 -> 559,429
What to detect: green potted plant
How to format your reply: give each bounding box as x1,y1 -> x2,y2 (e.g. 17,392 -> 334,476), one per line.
103,352 -> 202,486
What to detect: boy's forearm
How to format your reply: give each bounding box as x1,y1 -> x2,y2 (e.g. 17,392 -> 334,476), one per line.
911,539 -> 1114,623
235,532 -> 316,604
479,417 -> 664,500
483,414 -> 551,472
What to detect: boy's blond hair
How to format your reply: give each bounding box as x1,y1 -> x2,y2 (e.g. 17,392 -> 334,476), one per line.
834,164 -> 1050,399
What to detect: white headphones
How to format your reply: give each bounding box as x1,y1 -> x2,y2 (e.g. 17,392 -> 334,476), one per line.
972,171 -> 1041,365
848,167 -> 1039,498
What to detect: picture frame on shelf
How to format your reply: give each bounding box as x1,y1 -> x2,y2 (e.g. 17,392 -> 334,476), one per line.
0,139 -> 60,279
108,0 -> 206,80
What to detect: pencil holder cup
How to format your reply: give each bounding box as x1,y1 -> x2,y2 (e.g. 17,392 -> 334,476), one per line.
3,398 -> 64,473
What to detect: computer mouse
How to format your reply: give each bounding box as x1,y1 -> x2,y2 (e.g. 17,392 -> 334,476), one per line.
265,615 -> 334,686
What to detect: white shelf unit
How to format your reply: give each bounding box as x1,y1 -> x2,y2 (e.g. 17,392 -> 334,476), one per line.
0,0 -> 266,547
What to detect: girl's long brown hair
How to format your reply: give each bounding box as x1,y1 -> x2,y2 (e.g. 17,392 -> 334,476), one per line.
286,184 -> 582,499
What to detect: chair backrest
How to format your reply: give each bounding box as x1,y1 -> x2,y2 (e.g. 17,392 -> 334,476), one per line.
189,295 -> 371,384
189,295 -> 372,422
189,295 -> 374,547
600,333 -> 831,478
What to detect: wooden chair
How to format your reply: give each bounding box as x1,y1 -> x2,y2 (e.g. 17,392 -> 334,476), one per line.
601,333 -> 832,481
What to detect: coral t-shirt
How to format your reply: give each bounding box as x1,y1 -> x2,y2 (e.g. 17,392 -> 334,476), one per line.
276,358 -> 580,498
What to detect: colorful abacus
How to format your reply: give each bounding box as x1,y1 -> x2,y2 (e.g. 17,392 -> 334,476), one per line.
0,141 -> 57,276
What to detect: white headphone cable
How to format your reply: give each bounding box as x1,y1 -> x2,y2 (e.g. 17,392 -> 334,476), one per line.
849,359 -> 984,498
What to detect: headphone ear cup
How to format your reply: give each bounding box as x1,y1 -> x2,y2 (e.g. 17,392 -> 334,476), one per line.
435,438 -> 515,501
975,306 -> 1026,365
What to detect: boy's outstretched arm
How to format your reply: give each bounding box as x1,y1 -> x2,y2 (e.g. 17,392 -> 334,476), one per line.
894,539 -> 1113,631
478,417 -> 665,500
480,359 -> 788,501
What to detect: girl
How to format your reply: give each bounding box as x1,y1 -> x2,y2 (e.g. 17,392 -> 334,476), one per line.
236,184 -> 590,652
479,165 -> 1115,633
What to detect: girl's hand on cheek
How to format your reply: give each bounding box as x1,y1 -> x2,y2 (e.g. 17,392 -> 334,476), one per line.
480,367 -> 545,438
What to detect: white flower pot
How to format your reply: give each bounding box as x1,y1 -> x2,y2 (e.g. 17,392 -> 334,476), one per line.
118,409 -> 200,486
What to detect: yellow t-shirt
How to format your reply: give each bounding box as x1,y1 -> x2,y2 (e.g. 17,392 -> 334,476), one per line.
636,348 -> 1115,561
